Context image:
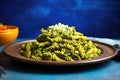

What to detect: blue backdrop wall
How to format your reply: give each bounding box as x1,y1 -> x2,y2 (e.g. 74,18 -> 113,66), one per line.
0,0 -> 120,38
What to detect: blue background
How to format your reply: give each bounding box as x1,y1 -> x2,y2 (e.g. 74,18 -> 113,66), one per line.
0,0 -> 120,38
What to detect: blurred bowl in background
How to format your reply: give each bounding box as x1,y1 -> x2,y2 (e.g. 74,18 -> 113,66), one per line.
0,25 -> 19,46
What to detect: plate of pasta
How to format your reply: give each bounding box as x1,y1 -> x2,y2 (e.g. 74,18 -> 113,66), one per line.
2,23 -> 118,66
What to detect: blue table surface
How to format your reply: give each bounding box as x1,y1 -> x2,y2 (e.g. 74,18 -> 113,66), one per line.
0,38 -> 120,80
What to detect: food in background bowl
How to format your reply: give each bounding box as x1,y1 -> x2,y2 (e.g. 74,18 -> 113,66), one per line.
0,23 -> 19,46
20,23 -> 101,61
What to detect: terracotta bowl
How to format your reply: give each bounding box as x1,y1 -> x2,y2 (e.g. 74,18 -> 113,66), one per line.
0,25 -> 19,46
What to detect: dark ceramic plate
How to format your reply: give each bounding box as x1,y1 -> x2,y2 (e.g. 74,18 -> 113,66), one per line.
2,40 -> 118,66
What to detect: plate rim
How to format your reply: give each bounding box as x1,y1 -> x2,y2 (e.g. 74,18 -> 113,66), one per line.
2,39 -> 119,66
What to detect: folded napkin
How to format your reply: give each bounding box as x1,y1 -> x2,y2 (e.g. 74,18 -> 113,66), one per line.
88,37 -> 120,49
88,37 -> 120,56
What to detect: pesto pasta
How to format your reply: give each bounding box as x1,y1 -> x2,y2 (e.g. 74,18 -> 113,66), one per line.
20,23 -> 101,61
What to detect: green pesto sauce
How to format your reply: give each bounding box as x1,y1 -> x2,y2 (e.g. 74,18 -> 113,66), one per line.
20,23 -> 101,61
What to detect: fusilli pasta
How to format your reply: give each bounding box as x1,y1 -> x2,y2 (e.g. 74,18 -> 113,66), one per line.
20,23 -> 101,61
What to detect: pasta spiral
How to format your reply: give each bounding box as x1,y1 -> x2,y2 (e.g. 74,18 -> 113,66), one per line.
20,23 -> 101,61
